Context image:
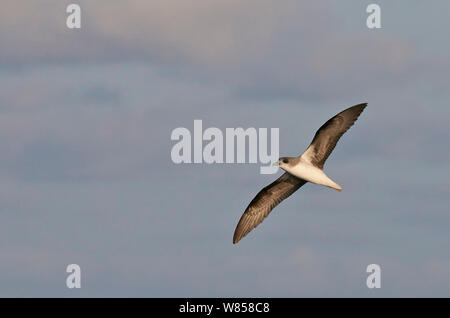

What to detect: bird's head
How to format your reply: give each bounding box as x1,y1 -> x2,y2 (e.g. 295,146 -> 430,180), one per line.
273,157 -> 294,170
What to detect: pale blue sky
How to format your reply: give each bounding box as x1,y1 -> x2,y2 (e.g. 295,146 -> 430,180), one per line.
0,1 -> 449,296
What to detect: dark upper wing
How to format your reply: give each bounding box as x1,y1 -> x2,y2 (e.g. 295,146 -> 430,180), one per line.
302,103 -> 367,169
233,173 -> 307,244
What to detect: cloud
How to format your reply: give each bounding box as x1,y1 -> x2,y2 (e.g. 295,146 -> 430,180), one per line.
0,0 -> 297,65
3,1 -> 449,104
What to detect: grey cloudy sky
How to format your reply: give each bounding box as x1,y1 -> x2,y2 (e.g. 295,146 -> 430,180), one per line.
0,1 -> 449,297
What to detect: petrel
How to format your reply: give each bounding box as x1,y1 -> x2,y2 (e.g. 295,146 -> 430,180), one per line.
233,103 -> 367,244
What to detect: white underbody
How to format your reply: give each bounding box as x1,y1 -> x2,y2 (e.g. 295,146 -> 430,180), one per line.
281,159 -> 342,191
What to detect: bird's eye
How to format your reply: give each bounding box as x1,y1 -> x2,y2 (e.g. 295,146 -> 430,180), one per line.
282,159 -> 288,164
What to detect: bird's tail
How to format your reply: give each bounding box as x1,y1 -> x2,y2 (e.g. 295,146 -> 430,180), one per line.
329,180 -> 342,192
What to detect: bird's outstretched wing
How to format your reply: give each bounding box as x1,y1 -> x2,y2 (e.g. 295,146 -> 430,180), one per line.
233,173 -> 307,244
302,103 -> 367,169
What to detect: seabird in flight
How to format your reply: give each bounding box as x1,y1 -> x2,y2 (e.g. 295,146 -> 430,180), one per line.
233,103 -> 367,244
